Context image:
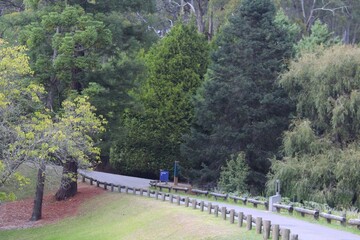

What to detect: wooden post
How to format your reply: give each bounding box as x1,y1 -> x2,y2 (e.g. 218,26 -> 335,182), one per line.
147,189 -> 151,197
192,199 -> 197,209
263,220 -> 271,239
229,209 -> 235,224
256,217 -> 262,234
90,178 -> 93,185
133,188 -> 137,195
272,224 -> 279,240
290,234 -> 299,240
282,228 -> 290,240
238,212 -> 244,227
155,191 -> 159,199
208,203 -> 212,214
214,205 -> 219,217
341,213 -> 346,227
118,185 -> 122,193
185,197 -> 189,207
140,188 -> 143,196
96,181 -> 100,187
104,183 -> 107,190
200,201 -> 204,211
111,184 -> 114,192
177,196 -> 181,205
246,215 -> 252,230
82,175 -> 85,182
169,194 -> 173,203
221,207 -> 227,220
161,193 -> 166,201
174,176 -> 178,186
125,186 -> 129,194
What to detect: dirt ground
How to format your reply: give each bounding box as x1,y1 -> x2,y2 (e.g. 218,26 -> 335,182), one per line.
0,183 -> 105,230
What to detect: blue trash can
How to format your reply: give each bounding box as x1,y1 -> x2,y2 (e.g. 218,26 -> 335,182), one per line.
160,170 -> 169,182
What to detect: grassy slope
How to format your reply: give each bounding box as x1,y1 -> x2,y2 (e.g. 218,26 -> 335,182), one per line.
0,193 -> 261,240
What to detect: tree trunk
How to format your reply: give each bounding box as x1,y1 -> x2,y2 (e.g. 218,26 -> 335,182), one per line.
30,162 -> 46,221
55,160 -> 78,201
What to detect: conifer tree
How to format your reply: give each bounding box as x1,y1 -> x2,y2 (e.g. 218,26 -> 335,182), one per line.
111,23 -> 209,177
182,0 -> 294,192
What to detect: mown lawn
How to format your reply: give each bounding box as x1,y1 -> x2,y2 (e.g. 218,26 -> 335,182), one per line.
0,193 -> 262,240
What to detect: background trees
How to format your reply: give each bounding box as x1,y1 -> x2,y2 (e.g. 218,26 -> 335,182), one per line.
181,0 -> 294,193
268,45 -> 360,208
111,23 -> 209,178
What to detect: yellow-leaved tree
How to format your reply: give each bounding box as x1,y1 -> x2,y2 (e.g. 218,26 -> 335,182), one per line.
0,39 -> 106,220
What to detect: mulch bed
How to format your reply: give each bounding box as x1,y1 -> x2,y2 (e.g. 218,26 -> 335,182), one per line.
0,183 -> 105,230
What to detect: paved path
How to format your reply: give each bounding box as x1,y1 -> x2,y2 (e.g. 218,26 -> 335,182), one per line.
79,170 -> 154,189
80,170 -> 360,240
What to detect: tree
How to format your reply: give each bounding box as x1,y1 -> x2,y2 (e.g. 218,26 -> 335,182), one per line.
181,0 -> 294,192
53,96 -> 106,201
268,45 -> 360,208
17,5 -> 112,111
278,0 -> 360,44
111,23 -> 209,178
0,39 -> 43,200
218,152 -> 249,193
295,19 -> 339,55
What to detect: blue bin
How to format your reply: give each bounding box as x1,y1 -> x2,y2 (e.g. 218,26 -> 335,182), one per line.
160,170 -> 169,182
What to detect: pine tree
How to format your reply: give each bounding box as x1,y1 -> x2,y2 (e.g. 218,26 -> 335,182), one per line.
182,0 -> 294,192
111,23 -> 209,178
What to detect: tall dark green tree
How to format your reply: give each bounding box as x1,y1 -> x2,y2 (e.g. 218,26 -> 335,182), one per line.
111,23 -> 209,178
182,0 -> 294,192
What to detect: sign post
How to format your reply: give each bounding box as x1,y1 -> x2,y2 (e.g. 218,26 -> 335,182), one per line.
174,161 -> 179,186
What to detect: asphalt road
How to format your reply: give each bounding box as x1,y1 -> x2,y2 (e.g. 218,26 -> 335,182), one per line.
79,170 -> 360,240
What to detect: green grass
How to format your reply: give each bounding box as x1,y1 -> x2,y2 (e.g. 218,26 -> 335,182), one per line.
0,193 -> 262,240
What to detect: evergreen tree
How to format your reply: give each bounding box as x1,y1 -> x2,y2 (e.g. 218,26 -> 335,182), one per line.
111,23 -> 209,178
182,0 -> 294,192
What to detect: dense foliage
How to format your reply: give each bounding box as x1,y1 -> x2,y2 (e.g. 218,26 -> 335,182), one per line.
268,45 -> 360,208
111,23 -> 209,178
1,0 -> 360,210
181,0 -> 294,193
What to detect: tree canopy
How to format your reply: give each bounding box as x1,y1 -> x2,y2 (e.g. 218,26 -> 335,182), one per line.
181,0 -> 294,192
268,45 -> 360,208
111,23 -> 209,178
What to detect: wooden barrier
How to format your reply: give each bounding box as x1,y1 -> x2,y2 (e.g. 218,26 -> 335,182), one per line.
247,198 -> 268,209
191,189 -> 209,196
172,186 -> 189,193
319,211 -> 346,225
238,212 -> 244,227
246,214 -> 252,230
200,201 -> 204,211
157,185 -> 172,192
349,219 -> 360,229
294,207 -> 319,220
207,203 -> 212,214
210,192 -> 228,201
221,207 -> 227,220
273,203 -> 293,214
214,205 -> 219,217
256,217 -> 262,234
272,224 -> 279,240
229,195 -> 247,205
263,220 -> 271,239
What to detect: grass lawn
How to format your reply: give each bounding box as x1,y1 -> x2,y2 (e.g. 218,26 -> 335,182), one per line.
0,193 -> 262,240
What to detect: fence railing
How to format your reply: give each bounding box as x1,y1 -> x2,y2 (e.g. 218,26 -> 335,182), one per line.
149,180 -> 360,230
80,174 -> 300,240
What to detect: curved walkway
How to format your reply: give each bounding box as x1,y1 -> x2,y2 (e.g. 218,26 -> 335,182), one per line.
80,170 -> 360,240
